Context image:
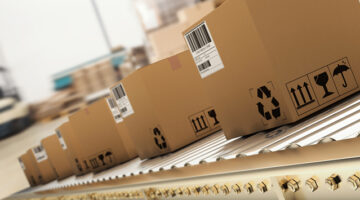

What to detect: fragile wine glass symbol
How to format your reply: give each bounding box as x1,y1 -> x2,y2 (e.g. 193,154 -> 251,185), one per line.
314,72 -> 333,98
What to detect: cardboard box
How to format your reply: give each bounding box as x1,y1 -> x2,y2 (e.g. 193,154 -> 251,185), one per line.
105,97 -> 138,159
68,98 -> 137,173
147,22 -> 190,63
72,69 -> 92,95
28,146 -> 58,183
56,122 -> 90,176
18,152 -> 42,186
183,0 -> 360,139
41,134 -> 74,180
110,51 -> 221,159
177,0 -> 215,24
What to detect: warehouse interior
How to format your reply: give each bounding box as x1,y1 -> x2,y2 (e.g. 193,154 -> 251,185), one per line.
1,0 -> 360,199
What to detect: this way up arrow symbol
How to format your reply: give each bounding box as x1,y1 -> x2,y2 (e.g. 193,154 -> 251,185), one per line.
303,82 -> 313,100
297,85 -> 306,103
291,88 -> 300,107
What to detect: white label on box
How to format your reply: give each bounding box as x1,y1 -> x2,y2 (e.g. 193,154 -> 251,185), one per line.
184,21 -> 224,79
111,83 -> 134,118
56,130 -> 67,150
18,158 -> 25,170
32,145 -> 48,163
106,97 -> 124,123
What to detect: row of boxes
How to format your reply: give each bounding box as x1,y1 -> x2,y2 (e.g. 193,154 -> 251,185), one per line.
19,0 -> 360,186
18,50 -> 221,185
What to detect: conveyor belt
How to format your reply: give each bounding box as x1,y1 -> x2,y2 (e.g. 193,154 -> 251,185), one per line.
8,92 -> 360,199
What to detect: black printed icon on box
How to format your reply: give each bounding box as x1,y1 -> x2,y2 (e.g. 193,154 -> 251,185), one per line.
256,86 -> 281,120
250,82 -> 284,125
189,107 -> 220,136
153,127 -> 167,150
328,57 -> 358,96
88,150 -> 114,169
287,75 -> 319,115
309,66 -> 339,105
287,57 -> 357,116
191,114 -> 208,132
314,72 -> 334,98
89,158 -> 99,169
75,158 -> 83,172
333,64 -> 349,88
290,81 -> 315,109
83,160 -> 90,170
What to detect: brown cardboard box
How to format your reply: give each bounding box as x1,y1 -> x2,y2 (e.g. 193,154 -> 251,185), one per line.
183,0 -> 360,139
41,134 -> 73,180
147,22 -> 190,63
110,51 -> 221,159
18,152 -> 42,186
105,97 -> 138,159
28,146 -> 58,183
68,98 -> 137,173
56,122 -> 89,176
177,0 -> 215,24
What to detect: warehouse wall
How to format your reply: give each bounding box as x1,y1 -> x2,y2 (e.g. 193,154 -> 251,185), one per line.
0,0 -> 144,103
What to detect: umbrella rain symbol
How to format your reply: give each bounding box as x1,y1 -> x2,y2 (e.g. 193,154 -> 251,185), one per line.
333,64 -> 350,88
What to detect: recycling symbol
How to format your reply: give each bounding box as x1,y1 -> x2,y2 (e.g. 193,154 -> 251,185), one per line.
256,86 -> 281,120
153,127 -> 167,150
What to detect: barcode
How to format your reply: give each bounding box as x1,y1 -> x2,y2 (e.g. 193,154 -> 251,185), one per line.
33,146 -> 43,153
120,107 -> 127,113
198,60 -> 211,71
186,23 -> 212,52
56,130 -> 62,138
112,84 -> 126,100
107,98 -> 116,108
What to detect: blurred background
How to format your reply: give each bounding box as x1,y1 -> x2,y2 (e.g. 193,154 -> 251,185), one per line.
0,0 -> 223,198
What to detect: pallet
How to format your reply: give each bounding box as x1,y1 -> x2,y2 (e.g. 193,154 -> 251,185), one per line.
39,102 -> 87,123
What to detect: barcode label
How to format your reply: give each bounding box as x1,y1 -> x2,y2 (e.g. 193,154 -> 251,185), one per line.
120,107 -> 127,113
111,83 -> 134,118
32,145 -> 48,163
198,60 -> 211,72
112,84 -> 126,100
106,97 -> 123,123
186,23 -> 212,52
18,158 -> 26,170
56,130 -> 67,150
184,21 -> 224,79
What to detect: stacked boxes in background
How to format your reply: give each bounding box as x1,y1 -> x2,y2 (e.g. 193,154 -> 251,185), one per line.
147,1 -> 216,63
28,146 -> 57,183
176,0 -> 215,24
110,50 -> 221,159
18,152 -> 42,186
183,0 -> 360,139
68,98 -> 137,173
72,60 -> 118,96
41,134 -> 74,180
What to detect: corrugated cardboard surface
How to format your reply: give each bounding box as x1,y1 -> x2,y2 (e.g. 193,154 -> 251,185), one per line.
111,51 -> 221,159
115,122 -> 138,159
57,122 -> 89,176
27,148 -> 57,184
19,152 -> 41,186
183,0 -> 360,139
69,98 -> 136,173
41,135 -> 73,180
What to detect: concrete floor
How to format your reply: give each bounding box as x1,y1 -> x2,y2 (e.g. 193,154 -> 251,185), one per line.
0,117 -> 68,199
